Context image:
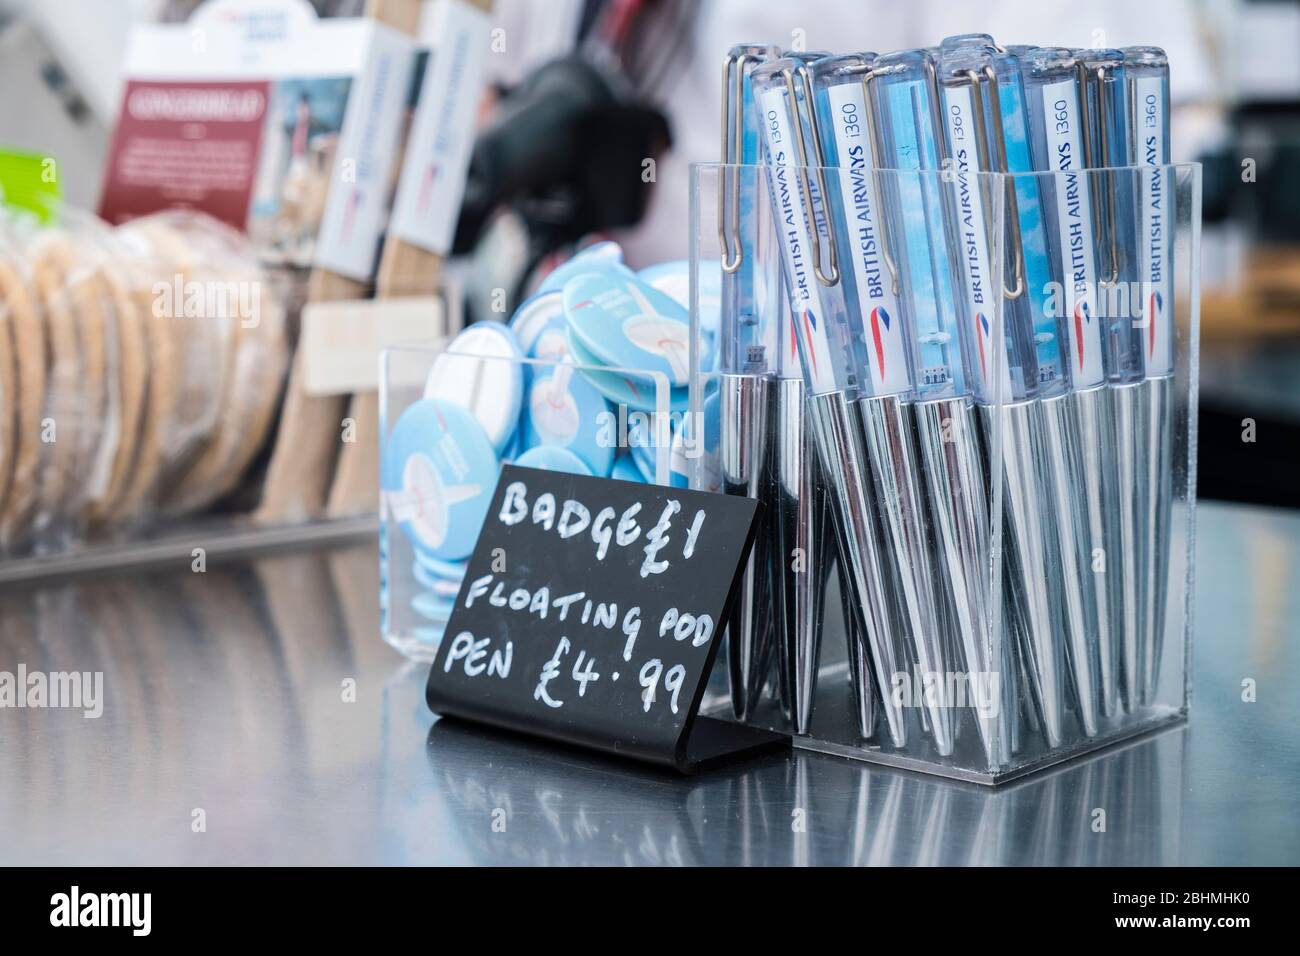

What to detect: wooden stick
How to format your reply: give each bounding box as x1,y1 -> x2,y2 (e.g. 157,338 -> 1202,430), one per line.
256,1 -> 415,524
255,271 -> 363,522
326,0 -> 488,518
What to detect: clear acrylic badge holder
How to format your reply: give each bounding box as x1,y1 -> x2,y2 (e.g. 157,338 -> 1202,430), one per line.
690,162 -> 1200,783
381,338 -> 679,661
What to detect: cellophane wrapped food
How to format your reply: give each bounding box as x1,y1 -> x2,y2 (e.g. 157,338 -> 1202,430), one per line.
0,208 -> 289,557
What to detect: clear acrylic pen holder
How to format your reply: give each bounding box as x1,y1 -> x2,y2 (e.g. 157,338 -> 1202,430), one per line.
381,337 -> 680,661
689,161 -> 1200,784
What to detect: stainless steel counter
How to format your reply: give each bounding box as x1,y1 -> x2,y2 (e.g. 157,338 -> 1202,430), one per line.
1,500 -> 1298,865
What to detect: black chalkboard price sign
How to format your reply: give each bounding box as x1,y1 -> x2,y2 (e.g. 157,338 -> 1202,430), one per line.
425,464 -> 788,773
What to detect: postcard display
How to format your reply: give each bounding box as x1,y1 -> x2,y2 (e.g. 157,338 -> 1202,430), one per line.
101,0 -> 412,282
98,0 -> 416,525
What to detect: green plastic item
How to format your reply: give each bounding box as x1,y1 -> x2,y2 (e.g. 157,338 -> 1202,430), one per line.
0,149 -> 62,224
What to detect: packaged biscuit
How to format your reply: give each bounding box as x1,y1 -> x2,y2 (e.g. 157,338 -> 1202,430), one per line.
0,233 -> 44,552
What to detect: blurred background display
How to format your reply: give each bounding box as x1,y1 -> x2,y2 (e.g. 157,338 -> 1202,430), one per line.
1,0 -> 1298,528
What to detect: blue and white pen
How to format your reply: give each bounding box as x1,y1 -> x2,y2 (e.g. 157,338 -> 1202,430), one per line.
752,55 -> 913,749
761,50 -> 843,738
936,43 -> 1066,748
868,47 -> 1015,761
1124,45 -> 1173,707
1021,45 -> 1110,734
811,51 -> 956,757
1076,47 -> 1145,714
719,43 -> 782,722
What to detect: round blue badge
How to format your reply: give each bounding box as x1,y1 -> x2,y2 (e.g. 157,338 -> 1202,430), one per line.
500,425 -> 524,463
563,272 -> 692,387
611,453 -> 646,484
509,290 -> 566,356
639,258 -> 722,372
413,549 -> 469,580
514,444 -> 594,476
414,625 -> 448,646
630,428 -> 660,483
382,398 -> 500,561
413,558 -> 464,596
538,241 -> 631,294
565,327 -> 687,412
670,386 -> 722,490
527,317 -> 571,363
424,322 -> 523,453
412,590 -> 456,623
520,359 -> 614,476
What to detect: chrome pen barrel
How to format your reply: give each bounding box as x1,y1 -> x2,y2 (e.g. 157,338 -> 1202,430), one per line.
1141,375 -> 1174,705
1112,380 -> 1147,713
720,372 -> 775,721
1040,391 -> 1101,737
980,400 -> 1065,749
914,397 -> 1011,765
859,394 -> 953,756
833,544 -> 877,741
806,389 -> 908,747
1073,384 -> 1122,719
772,378 -> 832,735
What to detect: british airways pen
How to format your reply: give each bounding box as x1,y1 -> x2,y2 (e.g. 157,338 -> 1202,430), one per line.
810,51 -> 957,758
1020,45 -> 1110,735
1076,47 -> 1145,714
752,55 -> 913,750
995,41 -> 1090,741
936,43 -> 1066,748
1124,45 -> 1173,707
868,47 -> 1020,763
719,43 -> 782,722
763,50 -> 842,738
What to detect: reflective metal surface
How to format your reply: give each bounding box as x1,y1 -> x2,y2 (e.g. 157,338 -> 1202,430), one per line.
1,500 -> 1298,865
1073,385 -> 1121,718
771,379 -> 830,736
1113,380 -> 1146,712
720,372 -> 774,721
915,396 -> 1007,766
860,394 -> 952,755
806,390 -> 907,746
1142,375 -> 1174,706
1041,392 -> 1101,738
981,400 -> 1066,748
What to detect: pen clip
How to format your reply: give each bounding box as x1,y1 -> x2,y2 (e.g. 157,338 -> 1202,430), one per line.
964,66 -> 1025,301
1076,61 -> 1122,288
720,51 -> 750,274
856,67 -> 902,296
782,65 -> 840,287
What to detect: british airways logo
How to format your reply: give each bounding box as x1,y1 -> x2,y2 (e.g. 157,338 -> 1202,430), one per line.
1148,290 -> 1162,359
801,309 -> 820,377
869,306 -> 891,380
340,188 -> 362,243
975,311 -> 990,380
1073,301 -> 1090,372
